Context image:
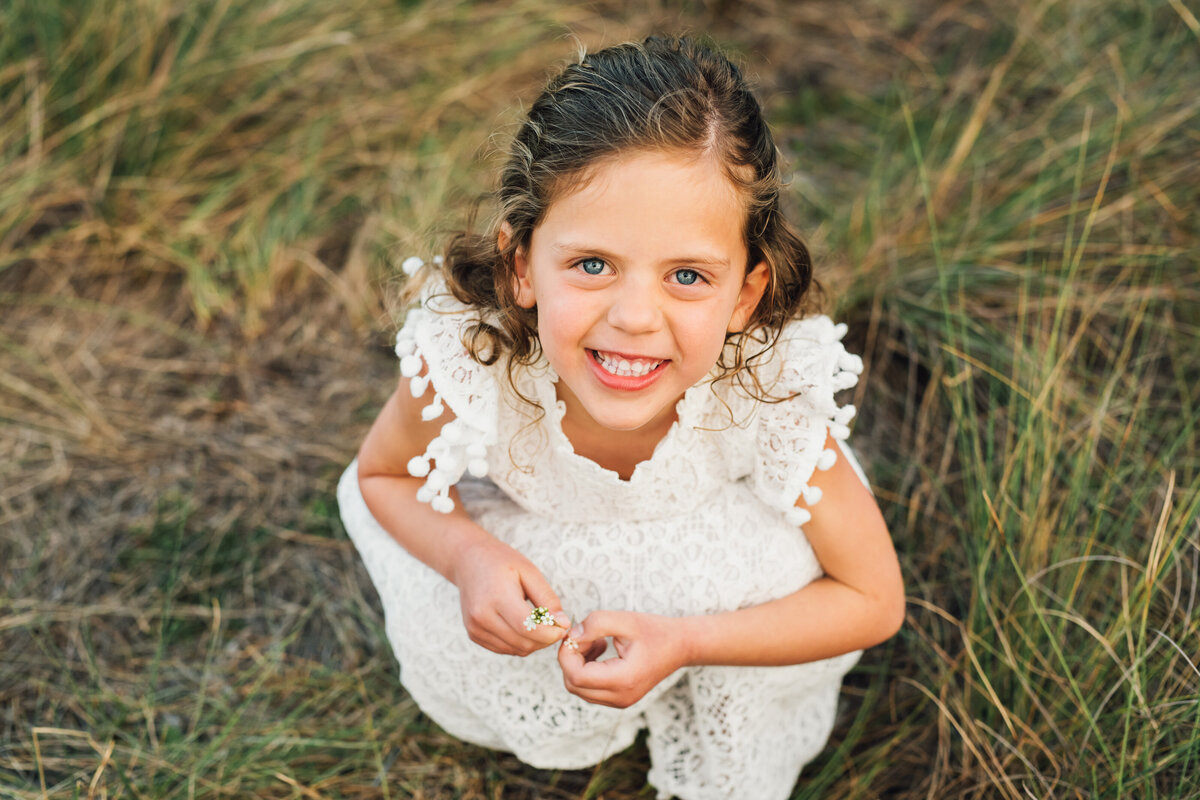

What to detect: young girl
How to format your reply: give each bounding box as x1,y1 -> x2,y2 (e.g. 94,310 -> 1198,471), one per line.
338,36 -> 904,800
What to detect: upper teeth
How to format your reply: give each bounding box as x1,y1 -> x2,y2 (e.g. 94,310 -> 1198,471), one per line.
595,351 -> 662,377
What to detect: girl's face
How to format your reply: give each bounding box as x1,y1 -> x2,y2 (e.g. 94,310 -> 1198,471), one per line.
508,149 -> 768,442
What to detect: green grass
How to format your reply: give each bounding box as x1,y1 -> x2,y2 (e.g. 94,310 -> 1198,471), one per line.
2,0 -> 1198,797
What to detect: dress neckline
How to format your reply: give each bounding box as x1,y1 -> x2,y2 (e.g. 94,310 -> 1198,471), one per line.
525,360 -> 711,485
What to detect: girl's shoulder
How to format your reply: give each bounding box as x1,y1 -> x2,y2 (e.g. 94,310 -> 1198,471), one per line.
394,272 -> 497,417
390,265 -> 504,511
718,314 -> 862,419
732,314 -> 866,524
743,315 -> 863,398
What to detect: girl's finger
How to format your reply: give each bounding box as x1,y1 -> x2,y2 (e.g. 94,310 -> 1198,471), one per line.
558,637 -> 581,673
556,626 -> 606,671
562,621 -> 608,661
559,645 -> 628,690
525,623 -> 567,649
476,609 -> 542,654
471,617 -> 527,654
581,638 -> 607,661
518,569 -> 565,620
470,631 -> 516,655
563,616 -> 619,658
573,610 -> 634,642
567,689 -> 623,708
558,663 -> 626,707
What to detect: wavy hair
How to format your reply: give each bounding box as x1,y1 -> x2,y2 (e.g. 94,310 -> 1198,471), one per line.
411,35 -> 820,401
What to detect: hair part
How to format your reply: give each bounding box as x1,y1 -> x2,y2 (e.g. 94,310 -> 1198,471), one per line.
414,35 -> 821,401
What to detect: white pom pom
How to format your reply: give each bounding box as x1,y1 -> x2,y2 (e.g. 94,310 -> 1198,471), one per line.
408,375 -> 429,398
425,469 -> 449,492
839,352 -> 864,374
399,354 -> 422,377
431,495 -> 454,514
785,507 -> 812,526
833,372 -> 858,391
802,485 -> 823,505
831,422 -> 851,440
394,337 -> 415,357
834,404 -> 857,425
832,322 -> 848,340
466,443 -> 487,459
817,448 -> 837,471
401,256 -> 424,276
440,420 -> 464,443
406,456 -> 430,477
420,400 -> 444,421
467,458 -> 489,477
437,453 -> 460,473
415,485 -> 434,503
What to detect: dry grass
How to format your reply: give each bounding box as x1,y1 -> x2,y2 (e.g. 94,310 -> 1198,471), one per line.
2,0 -> 1198,798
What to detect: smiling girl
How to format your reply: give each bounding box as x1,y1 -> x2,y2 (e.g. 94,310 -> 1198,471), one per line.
338,36 -> 903,800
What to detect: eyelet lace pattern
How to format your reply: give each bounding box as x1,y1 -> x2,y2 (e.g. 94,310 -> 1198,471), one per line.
338,271 -> 867,800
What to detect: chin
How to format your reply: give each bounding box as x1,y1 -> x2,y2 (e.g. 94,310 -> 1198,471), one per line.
601,417 -> 662,433
583,402 -> 676,434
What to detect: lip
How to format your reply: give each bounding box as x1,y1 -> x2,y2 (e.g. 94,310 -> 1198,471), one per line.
587,348 -> 668,391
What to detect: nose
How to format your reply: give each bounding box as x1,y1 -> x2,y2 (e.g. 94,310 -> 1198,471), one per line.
605,275 -> 664,334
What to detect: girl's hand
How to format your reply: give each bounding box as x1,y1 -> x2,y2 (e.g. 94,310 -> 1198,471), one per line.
450,537 -> 570,657
557,611 -> 689,708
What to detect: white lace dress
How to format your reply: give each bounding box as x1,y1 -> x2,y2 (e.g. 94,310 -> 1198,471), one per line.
337,279 -> 869,800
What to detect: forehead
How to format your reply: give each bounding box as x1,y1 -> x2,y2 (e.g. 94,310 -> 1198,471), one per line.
533,150 -> 749,258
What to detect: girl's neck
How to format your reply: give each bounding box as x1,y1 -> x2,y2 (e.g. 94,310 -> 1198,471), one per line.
556,395 -> 678,481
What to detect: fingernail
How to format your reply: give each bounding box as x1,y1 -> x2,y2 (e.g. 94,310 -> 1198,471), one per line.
569,624 -> 583,639
554,611 -> 571,628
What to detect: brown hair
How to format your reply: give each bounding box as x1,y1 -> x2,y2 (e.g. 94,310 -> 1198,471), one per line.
414,35 -> 819,399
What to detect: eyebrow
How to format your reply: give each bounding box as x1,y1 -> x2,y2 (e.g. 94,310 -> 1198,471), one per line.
551,242 -> 732,269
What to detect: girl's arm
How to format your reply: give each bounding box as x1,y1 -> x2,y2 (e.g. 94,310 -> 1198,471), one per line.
558,431 -> 903,707
356,375 -> 569,655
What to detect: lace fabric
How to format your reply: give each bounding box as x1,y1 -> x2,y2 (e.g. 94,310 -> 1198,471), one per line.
338,277 -> 867,800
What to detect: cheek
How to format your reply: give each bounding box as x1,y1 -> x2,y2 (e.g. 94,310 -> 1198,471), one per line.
536,302 -> 586,356
677,308 -> 733,366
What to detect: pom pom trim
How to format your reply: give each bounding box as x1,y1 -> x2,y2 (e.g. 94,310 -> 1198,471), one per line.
396,272 -> 499,513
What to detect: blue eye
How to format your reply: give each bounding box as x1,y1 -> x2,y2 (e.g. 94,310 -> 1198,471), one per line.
674,268 -> 701,285
579,258 -> 606,275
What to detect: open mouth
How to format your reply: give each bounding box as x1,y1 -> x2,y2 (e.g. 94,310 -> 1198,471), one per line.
589,349 -> 666,378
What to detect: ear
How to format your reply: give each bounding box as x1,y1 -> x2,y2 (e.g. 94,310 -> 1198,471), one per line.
500,222 -> 536,309
727,260 -> 769,333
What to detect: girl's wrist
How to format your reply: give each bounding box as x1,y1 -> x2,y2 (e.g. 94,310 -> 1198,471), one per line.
670,614 -> 705,668
440,519 -> 500,586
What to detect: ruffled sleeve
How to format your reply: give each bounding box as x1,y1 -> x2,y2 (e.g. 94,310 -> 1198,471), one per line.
393,262 -> 500,513
751,315 -> 864,527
